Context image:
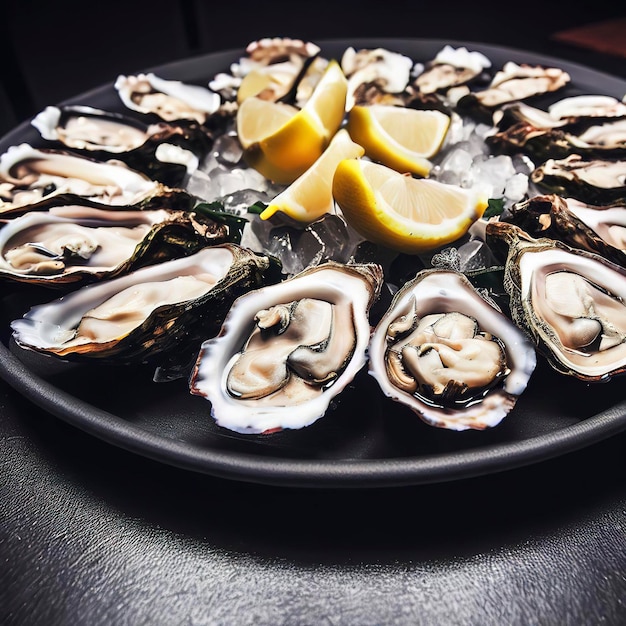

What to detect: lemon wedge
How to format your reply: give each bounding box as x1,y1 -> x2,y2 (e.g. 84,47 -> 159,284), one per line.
236,59 -> 348,184
347,104 -> 451,177
260,128 -> 364,223
332,159 -> 488,254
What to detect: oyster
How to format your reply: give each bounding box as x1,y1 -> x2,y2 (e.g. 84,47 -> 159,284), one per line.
368,269 -> 536,431
114,73 -> 221,125
503,194 -> 626,267
487,221 -> 626,382
530,154 -> 626,204
189,261 -> 384,434
0,143 -> 166,215
32,105 -> 212,186
457,62 -> 571,122
412,45 -> 492,95
341,46 -> 413,109
0,203 -> 236,286
10,244 -> 274,364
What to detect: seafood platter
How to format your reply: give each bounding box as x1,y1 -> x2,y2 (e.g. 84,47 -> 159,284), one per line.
1,37 -> 625,487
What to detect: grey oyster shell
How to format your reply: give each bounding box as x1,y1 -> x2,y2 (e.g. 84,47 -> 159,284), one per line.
10,244 -> 275,364
0,203 -> 236,287
486,221 -> 626,382
530,154 -> 626,205
0,143 -> 178,216
189,261 -> 384,434
502,194 -> 626,268
368,268 -> 536,431
32,105 -> 213,186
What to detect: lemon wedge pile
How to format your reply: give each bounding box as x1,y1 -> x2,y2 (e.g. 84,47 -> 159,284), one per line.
332,159 -> 488,254
347,104 -> 451,177
259,129 -> 364,223
236,59 -> 348,184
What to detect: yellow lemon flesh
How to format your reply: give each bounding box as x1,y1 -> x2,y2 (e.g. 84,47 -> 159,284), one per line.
347,104 -> 451,177
260,129 -> 364,223
332,159 -> 488,254
236,59 -> 348,185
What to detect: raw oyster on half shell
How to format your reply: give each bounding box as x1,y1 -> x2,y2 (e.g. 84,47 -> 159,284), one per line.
0,203 -> 235,286
0,143 -> 168,215
368,269 -> 537,431
487,221 -> 626,382
32,105 -> 212,186
10,244 -> 274,364
189,261 -> 384,434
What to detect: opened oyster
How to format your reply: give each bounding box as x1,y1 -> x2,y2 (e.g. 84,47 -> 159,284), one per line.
412,45 -> 492,95
10,244 -> 274,364
189,261 -> 384,434
32,105 -> 212,186
531,154 -> 626,205
503,194 -> 626,267
0,203 -> 236,286
368,269 -> 536,431
0,143 -> 170,215
487,221 -> 626,382
115,73 -> 221,125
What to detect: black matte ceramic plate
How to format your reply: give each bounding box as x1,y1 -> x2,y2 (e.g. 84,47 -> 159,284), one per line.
1,39 -> 626,488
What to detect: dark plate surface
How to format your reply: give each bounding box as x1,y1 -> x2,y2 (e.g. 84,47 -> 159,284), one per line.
1,38 -> 625,488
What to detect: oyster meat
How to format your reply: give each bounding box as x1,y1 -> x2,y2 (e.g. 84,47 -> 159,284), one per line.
32,105 -> 212,186
0,203 -> 234,286
114,73 -> 221,125
189,261 -> 384,434
0,143 -> 164,215
11,244 -> 274,364
368,269 -> 537,431
503,194 -> 626,267
530,154 -> 626,205
487,221 -> 626,381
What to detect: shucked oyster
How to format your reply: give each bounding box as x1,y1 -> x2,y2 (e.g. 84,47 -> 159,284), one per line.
503,194 -> 626,268
32,105 -> 212,186
114,73 -> 221,125
10,244 -> 274,364
368,269 -> 536,431
0,203 -> 235,286
531,154 -> 626,205
189,261 -> 384,434
487,221 -> 626,382
0,143 -> 167,215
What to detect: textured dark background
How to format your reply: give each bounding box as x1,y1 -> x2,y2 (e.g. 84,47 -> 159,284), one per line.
1,0 -> 626,134
1,2 -> 626,625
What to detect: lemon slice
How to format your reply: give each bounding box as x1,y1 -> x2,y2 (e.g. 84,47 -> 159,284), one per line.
236,59 -> 348,185
347,104 -> 451,177
332,159 -> 488,254
260,129 -> 364,223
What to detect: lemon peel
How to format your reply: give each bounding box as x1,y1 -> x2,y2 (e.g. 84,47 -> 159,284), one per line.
260,129 -> 364,223
347,104 -> 451,177
332,159 -> 488,254
236,59 -> 348,185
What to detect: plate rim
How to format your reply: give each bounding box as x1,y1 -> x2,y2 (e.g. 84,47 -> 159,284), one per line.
1,37 -> 626,488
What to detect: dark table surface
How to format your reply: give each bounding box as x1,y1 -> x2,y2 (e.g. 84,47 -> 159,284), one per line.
2,7 -> 626,625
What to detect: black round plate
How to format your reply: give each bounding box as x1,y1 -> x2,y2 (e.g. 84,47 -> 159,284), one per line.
2,39 -> 626,488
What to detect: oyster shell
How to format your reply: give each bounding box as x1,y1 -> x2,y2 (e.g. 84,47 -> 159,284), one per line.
32,105 -> 212,186
412,45 -> 492,95
341,46 -> 414,109
487,221 -> 626,381
0,143 -> 167,215
368,269 -> 536,431
189,261 -> 384,434
503,194 -> 626,267
10,244 -> 274,364
0,203 -> 235,286
530,154 -> 626,204
114,73 -> 221,125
